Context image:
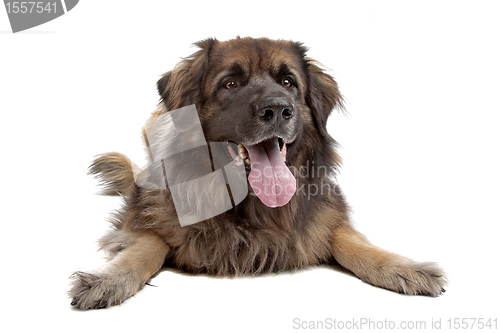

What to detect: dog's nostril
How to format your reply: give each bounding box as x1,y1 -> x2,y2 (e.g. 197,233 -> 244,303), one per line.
260,109 -> 274,120
282,108 -> 293,120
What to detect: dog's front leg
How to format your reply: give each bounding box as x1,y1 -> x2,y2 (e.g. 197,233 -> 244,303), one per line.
70,230 -> 168,309
330,224 -> 446,296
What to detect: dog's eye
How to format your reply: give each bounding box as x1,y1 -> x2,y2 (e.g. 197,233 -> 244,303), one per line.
282,77 -> 293,88
225,80 -> 237,90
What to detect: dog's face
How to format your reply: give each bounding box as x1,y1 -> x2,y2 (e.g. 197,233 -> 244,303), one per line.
200,39 -> 306,154
156,37 -> 344,207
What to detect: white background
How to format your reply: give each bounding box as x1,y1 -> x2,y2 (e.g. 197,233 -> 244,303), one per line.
1,1 -> 499,332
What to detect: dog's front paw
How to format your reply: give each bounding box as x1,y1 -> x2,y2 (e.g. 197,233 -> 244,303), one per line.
69,271 -> 143,309
363,261 -> 447,297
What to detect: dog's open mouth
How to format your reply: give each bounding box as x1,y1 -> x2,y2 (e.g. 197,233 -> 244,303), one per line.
227,137 -> 296,208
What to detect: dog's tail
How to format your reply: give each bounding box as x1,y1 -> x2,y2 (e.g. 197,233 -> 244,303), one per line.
88,152 -> 137,196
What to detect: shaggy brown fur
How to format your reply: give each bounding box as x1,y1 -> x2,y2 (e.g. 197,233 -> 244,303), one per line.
69,37 -> 446,309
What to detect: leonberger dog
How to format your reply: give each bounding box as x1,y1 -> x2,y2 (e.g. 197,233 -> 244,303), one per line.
70,37 -> 446,309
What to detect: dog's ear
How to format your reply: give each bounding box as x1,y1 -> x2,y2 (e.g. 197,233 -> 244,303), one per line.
305,60 -> 345,138
157,38 -> 218,112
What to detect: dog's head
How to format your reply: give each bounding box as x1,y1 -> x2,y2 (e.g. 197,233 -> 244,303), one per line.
155,37 -> 344,208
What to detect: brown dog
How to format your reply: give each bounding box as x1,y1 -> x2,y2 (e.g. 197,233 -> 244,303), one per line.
70,37 -> 446,309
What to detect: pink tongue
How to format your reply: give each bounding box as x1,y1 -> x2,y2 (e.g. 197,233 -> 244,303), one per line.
245,138 -> 296,207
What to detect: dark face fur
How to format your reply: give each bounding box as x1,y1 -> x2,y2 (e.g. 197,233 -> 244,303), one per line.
200,38 -> 307,161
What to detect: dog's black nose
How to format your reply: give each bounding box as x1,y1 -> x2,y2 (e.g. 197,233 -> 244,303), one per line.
257,97 -> 294,122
